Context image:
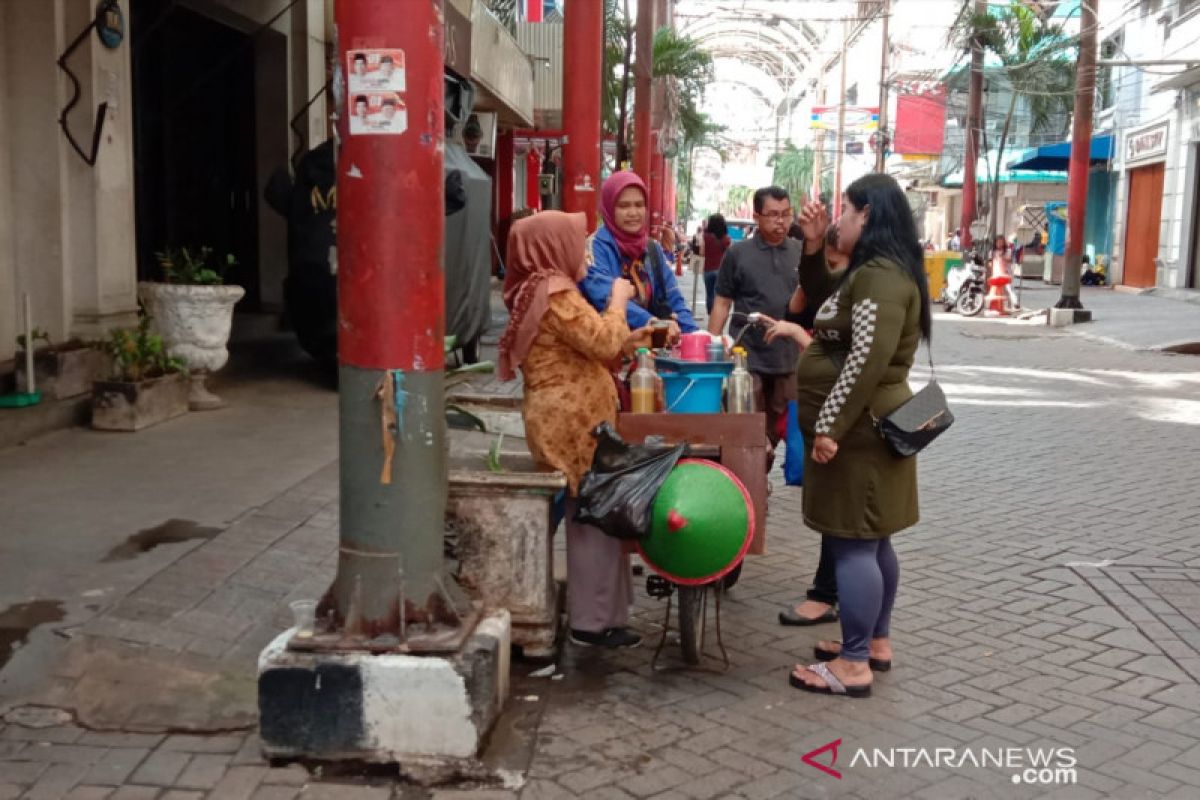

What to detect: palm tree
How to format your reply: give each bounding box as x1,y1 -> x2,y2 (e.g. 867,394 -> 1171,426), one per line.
676,111 -> 726,222
724,185 -> 753,217
602,0 -> 635,166
769,144 -> 831,205
955,1 -> 1077,241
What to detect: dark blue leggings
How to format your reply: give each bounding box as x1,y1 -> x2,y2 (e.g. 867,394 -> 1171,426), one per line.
826,536 -> 899,662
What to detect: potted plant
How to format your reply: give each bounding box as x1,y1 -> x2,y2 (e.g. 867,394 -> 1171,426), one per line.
91,315 -> 189,431
15,329 -> 110,401
138,246 -> 244,411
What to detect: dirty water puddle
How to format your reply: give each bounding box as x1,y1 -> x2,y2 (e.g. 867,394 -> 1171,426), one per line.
0,600 -> 65,672
101,519 -> 221,562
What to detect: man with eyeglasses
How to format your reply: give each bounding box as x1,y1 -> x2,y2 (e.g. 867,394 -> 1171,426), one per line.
708,185 -> 805,467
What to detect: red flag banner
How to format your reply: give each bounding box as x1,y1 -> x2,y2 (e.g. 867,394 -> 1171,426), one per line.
893,82 -> 947,156
527,0 -> 543,22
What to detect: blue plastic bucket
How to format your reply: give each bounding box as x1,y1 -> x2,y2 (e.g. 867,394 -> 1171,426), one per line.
655,357 -> 734,414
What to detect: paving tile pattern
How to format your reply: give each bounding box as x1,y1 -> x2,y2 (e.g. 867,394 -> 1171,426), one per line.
2,306 -> 1200,798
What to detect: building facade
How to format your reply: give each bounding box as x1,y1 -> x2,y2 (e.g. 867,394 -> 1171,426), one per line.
1102,0 -> 1200,288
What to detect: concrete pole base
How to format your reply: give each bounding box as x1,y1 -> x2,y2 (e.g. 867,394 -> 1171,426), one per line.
257,610 -> 511,768
1048,307 -> 1094,327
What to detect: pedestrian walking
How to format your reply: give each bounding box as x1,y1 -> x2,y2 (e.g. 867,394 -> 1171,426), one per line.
498,211 -> 652,649
706,186 -> 804,465
769,173 -> 931,698
701,214 -> 732,314
581,171 -> 698,345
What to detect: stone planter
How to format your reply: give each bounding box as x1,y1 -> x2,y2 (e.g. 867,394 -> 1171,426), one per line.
447,427 -> 567,660
91,372 -> 189,431
138,282 -> 244,411
16,344 -> 109,400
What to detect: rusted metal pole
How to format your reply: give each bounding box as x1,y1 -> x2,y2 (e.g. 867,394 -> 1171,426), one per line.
561,0 -> 603,229
960,0 -> 985,251
314,0 -> 465,650
1057,0 -> 1098,311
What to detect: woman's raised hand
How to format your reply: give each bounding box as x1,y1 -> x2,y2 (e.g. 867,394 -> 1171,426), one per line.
610,277 -> 636,307
798,201 -> 829,251
623,323 -> 654,354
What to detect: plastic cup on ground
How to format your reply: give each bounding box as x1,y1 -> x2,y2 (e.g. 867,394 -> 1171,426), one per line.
290,599 -> 317,638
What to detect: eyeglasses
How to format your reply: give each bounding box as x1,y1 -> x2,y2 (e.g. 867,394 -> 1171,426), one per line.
756,210 -> 793,222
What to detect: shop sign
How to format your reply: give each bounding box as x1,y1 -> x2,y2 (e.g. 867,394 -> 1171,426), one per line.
1125,122 -> 1168,165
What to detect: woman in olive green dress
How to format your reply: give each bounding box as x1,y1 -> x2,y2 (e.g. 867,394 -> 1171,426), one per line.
766,173 -> 931,698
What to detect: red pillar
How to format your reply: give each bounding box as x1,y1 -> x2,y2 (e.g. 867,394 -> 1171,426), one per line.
525,146 -> 542,211
1058,0 -> 1098,310
650,132 -> 665,228
960,0 -> 985,251
562,0 -> 602,229
496,129 -> 514,222
633,0 -> 654,184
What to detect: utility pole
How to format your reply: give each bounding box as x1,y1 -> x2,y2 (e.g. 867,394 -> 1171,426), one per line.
634,0 -> 654,184
960,0 -> 985,251
562,0 -> 603,228
260,0 -> 507,765
833,18 -> 849,218
321,0 -> 468,650
874,0 -> 891,173
1057,0 -> 1097,319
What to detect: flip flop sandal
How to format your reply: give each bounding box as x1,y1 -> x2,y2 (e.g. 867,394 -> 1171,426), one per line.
778,607 -> 839,626
788,662 -> 872,698
813,642 -> 892,672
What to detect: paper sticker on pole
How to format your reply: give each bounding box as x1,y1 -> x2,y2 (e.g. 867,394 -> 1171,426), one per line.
347,49 -> 406,92
348,92 -> 407,136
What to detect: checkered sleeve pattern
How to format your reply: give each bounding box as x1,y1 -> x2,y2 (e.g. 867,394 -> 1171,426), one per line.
814,298 -> 879,436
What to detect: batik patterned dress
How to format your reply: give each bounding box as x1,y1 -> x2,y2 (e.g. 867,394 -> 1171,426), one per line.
794,251 -> 923,538
521,291 -> 629,494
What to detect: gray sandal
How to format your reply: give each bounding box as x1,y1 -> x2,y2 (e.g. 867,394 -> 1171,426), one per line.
788,662 -> 872,698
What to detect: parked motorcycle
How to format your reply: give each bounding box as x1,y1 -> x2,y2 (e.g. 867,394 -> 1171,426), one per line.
941,254 -> 987,316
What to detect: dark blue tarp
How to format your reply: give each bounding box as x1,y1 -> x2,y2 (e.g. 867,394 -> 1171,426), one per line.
1007,135 -> 1114,171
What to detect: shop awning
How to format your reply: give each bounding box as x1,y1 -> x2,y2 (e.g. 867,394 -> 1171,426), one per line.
1006,135 -> 1114,171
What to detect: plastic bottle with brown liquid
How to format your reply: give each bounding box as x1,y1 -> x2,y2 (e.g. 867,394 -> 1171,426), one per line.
629,348 -> 658,413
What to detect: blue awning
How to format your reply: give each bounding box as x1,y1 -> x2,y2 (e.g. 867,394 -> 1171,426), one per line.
1006,135 -> 1114,171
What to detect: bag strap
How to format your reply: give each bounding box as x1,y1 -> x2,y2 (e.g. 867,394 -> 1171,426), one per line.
644,242 -> 673,320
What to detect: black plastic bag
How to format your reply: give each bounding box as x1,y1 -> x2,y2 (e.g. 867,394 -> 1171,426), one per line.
574,422 -> 685,540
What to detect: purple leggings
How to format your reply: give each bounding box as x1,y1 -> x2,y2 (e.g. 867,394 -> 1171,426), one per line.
826,536 -> 899,662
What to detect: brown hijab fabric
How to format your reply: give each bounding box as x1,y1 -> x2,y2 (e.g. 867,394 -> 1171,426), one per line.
498,211 -> 589,381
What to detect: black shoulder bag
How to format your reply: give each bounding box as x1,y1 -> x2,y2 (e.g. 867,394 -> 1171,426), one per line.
827,345 -> 953,458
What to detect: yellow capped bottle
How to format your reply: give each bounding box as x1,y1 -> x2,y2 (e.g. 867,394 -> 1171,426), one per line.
629,348 -> 657,413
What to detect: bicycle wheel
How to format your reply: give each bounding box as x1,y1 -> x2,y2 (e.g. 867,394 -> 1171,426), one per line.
677,585 -> 707,665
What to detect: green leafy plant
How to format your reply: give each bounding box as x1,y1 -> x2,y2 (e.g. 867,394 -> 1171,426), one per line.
154,246 -> 236,285
101,314 -> 185,382
15,328 -> 51,351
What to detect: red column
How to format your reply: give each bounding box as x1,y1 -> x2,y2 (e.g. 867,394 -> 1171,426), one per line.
650,132 -> 665,228
1058,0 -> 1098,310
337,3 -> 441,371
496,129 -> 514,222
561,0 -> 602,228
633,0 -> 654,184
960,0 -> 985,251
525,146 -> 542,211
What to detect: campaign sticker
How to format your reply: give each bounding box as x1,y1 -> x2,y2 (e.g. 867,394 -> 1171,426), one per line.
347,49 -> 405,93
348,93 -> 407,136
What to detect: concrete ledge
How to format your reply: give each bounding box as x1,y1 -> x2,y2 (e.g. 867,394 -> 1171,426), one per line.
257,610 -> 510,766
1048,308 -> 1093,327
